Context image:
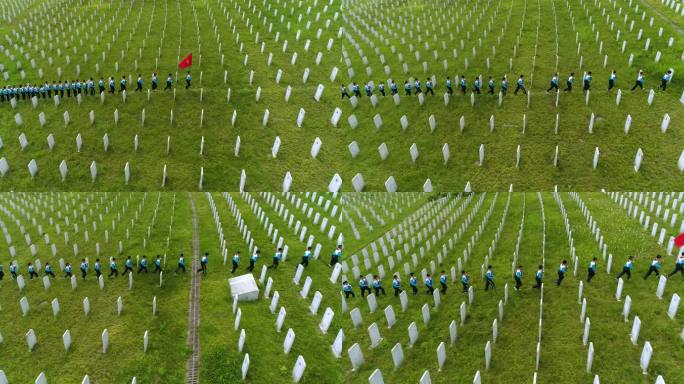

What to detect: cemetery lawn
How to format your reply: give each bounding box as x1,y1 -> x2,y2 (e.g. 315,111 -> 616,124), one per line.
1,192 -> 683,383
0,0 -> 683,191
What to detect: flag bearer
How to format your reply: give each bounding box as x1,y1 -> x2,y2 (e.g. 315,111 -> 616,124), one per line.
668,252 -> 684,277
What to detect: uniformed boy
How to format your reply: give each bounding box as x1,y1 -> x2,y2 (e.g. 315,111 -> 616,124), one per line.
109,257 -> 119,277
9,261 -> 18,279
248,250 -> 259,272
563,72 -> 574,92
439,270 -> 448,293
119,76 -> 127,92
372,275 -> 386,296
341,84 -> 350,99
165,73 -> 173,90
136,74 -> 143,92
44,262 -> 56,278
138,255 -> 148,273
425,273 -> 434,294
65,80 -> 71,97
301,247 -> 312,267
582,72 -> 592,93
342,280 -> 355,298
109,77 -> 115,93
80,259 -> 88,279
587,257 -> 597,282
460,76 -> 467,94
445,76 -> 453,94
413,78 -> 422,94
364,82 -> 372,97
88,78 -> 95,95
616,256 -> 634,280
330,245 -> 342,267
404,80 -> 411,95
514,75 -> 527,95
461,270 -> 470,293
378,81 -> 386,96
643,255 -> 662,279
64,262 -> 73,278
556,260 -> 568,286
668,251 -> 684,277
631,70 -> 644,91
608,70 -> 617,90
359,275 -> 371,297
352,82 -> 361,97
473,76 -> 481,94
547,73 -> 559,92
390,80 -> 398,95
425,78 -> 434,95
0,262 -> 3,281
94,259 -> 102,278
409,272 -> 418,295
488,76 -> 495,94
660,70 -> 672,91
175,254 -> 186,273
533,265 -> 543,288
154,255 -> 162,273
185,72 -> 192,89
500,76 -> 508,96
392,274 -> 402,296
268,248 -> 282,269
151,73 -> 159,90
123,256 -> 134,274
28,262 -> 38,279
232,251 -> 240,273
198,252 -> 208,275
514,265 -> 523,290
485,265 -> 495,290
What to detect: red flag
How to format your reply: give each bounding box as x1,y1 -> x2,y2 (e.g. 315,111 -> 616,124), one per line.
675,233 -> 684,247
178,53 -> 192,69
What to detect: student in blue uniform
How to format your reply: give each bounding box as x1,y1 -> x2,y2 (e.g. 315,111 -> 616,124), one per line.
185,72 -> 192,89
154,255 -> 162,273
94,259 -> 102,278
136,74 -> 144,92
445,76 -> 453,94
404,80 -> 411,95
533,265 -> 543,288
343,280 -> 355,298
409,272 -> 418,295
151,73 -> 159,90
392,274 -> 402,296
500,76 -> 508,96
80,259 -> 88,279
268,248 -> 282,269
473,76 -> 481,94
175,254 -> 186,273
9,262 -> 18,279
352,82 -> 361,97
165,73 -> 174,90
582,72 -> 592,93
608,70 -> 617,90
89,78 -> 95,95
668,252 -> 684,277
547,73 -> 559,92
123,256 -> 134,275
631,70 -> 644,91
330,245 -> 342,267
556,260 -> 568,286
587,257 -> 597,282
198,252 -> 209,275
514,265 -> 523,290
65,80 -> 71,97
44,262 -> 56,278
0,262 -> 3,281
425,78 -> 434,95
341,84 -> 350,98
109,258 -> 119,277
488,76 -> 495,94
138,255 -> 148,273
301,247 -> 312,267
364,82 -> 373,97
389,80 -> 398,95
119,76 -> 127,92
461,270 -> 470,293
248,250 -> 259,272
358,275 -> 371,297
643,255 -> 662,279
460,76 -> 467,94
64,262 -> 73,278
413,78 -> 422,94
660,70 -> 672,91
109,77 -> 115,93
232,251 -> 240,273
563,73 -> 574,93
439,270 -> 448,293
372,275 -> 386,296
485,265 -> 495,290
514,75 -> 527,95
425,273 -> 434,294
616,256 -> 634,280
28,262 -> 38,279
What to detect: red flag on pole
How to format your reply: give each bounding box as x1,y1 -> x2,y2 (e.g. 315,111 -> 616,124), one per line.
178,53 -> 192,69
674,233 -> 684,247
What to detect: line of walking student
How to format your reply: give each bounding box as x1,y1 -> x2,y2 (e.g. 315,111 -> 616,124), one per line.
0,252 -> 212,282
0,71 -> 194,103
339,69 -> 673,99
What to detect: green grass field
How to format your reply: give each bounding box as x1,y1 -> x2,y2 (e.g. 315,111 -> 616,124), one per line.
0,192 -> 682,383
0,0 -> 683,191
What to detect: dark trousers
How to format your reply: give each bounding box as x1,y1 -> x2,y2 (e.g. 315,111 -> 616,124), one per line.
462,282 -> 469,293
373,286 -> 386,296
341,92 -> 349,99
268,259 -> 279,269
198,264 -> 207,275
616,267 -> 631,280
329,256 -> 338,268
247,260 -> 255,272
447,86 -> 453,94
109,269 -> 118,277
515,277 -> 522,290
123,266 -> 133,274
547,83 -> 559,92
631,81 -> 643,91
120,85 -> 126,92
426,286 -> 434,294
231,261 -> 238,273
643,266 -> 659,279
29,271 -> 38,279
360,286 -> 371,297
379,89 -> 385,96
136,84 -> 142,92
668,264 -> 683,277
564,82 -> 572,92
65,272 -> 72,278
95,270 -> 101,278
394,287 -> 401,296
109,86 -> 115,94
46,271 -> 56,278
660,80 -> 668,91
514,84 -> 527,95
152,83 -> 158,90
154,265 -> 162,273
411,285 -> 418,295
176,264 -> 186,273
300,257 -> 309,267
405,89 -> 411,95
426,88 -> 434,95
138,266 -> 148,273
556,271 -> 565,286
344,290 -> 355,298
533,277 -> 542,288
473,87 -> 480,94
488,86 -> 494,94
165,83 -> 172,90
11,271 -> 17,279
461,86 -> 466,94
0,270 -> 3,280
485,279 -> 494,290
608,79 -> 615,90
501,88 -> 507,95
185,80 -> 191,89
81,269 -> 87,279
440,282 -> 447,293
587,269 -> 595,282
